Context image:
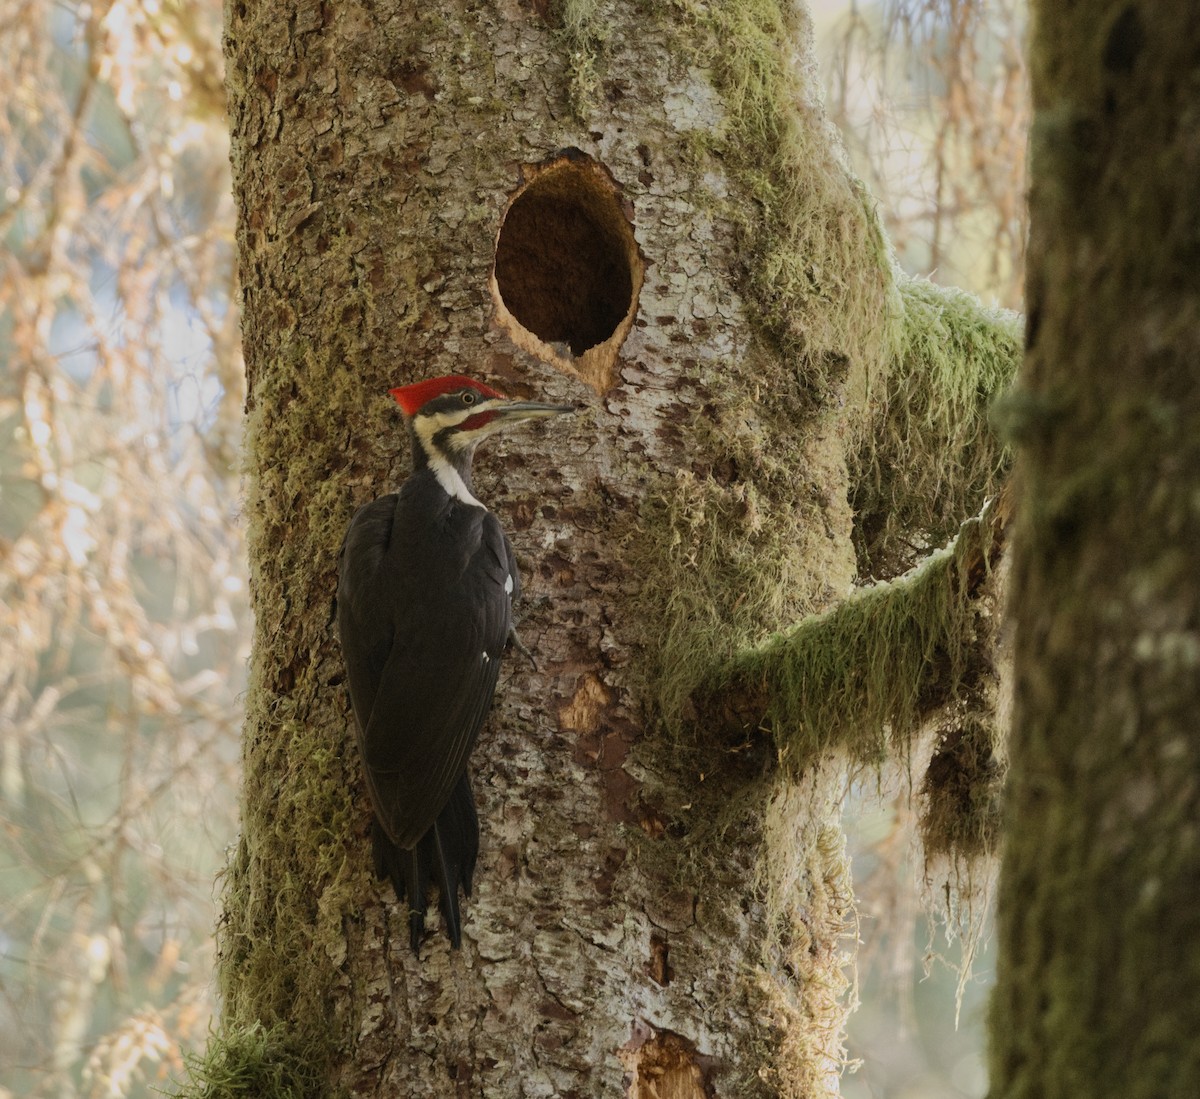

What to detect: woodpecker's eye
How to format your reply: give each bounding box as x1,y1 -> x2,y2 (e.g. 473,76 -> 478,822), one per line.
461,391 -> 477,406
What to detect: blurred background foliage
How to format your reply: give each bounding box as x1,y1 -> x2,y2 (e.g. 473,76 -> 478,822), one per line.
1,1 -> 239,1095
824,0 -> 1027,310
0,1 -> 1024,1096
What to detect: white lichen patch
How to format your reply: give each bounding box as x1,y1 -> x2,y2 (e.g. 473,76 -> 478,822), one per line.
664,67 -> 727,134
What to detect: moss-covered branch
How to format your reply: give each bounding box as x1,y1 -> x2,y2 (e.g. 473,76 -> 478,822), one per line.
694,484 -> 1012,771
853,277 -> 1021,578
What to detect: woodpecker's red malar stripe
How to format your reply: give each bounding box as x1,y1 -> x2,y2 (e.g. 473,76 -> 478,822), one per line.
390,375 -> 505,416
461,410 -> 499,432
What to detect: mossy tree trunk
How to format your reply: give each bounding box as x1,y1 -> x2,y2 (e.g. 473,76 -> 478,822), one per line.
990,3 -> 1200,1096
215,1 -> 1015,1096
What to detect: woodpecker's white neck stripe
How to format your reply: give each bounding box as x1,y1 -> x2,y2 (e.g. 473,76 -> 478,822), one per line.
431,455 -> 483,508
413,413 -> 484,508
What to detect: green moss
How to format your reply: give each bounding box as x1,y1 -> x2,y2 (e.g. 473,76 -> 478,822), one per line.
631,388 -> 836,732
209,334 -> 373,1083
691,0 -> 902,389
631,0 -> 902,735
919,712 -> 1005,862
174,1022 -> 338,1099
602,35 -> 1016,1078
852,277 -> 1021,577
631,2 -> 1018,745
710,499 -> 997,773
214,705 -> 361,1046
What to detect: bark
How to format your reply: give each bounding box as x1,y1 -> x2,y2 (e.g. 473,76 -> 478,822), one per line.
991,4 -> 1200,1096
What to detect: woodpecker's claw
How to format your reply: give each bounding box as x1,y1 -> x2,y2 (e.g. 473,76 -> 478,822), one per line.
507,625 -> 538,672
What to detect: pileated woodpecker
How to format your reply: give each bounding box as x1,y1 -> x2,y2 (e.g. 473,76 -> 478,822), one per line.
337,374 -> 573,952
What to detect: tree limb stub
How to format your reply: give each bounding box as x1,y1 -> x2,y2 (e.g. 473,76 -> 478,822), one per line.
693,484 -> 1012,771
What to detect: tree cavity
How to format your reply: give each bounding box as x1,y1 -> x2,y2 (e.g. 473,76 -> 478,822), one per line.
491,148 -> 643,394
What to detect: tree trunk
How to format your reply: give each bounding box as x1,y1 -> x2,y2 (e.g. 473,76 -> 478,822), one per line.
215,1 -> 1008,1095
991,3 -> 1200,1095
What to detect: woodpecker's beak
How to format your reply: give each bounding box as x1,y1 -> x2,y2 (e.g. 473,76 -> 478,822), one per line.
488,398 -> 578,424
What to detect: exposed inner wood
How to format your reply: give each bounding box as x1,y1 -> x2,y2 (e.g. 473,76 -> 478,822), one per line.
620,1029 -> 712,1099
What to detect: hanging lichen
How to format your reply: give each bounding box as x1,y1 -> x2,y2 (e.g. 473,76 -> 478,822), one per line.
551,0 -> 608,113
708,493 -> 1005,772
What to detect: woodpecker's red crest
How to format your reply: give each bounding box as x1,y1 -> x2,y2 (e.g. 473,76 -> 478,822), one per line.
389,375 -> 505,417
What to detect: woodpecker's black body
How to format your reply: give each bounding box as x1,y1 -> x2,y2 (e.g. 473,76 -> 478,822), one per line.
337,375 -> 571,952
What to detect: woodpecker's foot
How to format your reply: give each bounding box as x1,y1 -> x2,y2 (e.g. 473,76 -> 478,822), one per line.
508,625 -> 538,672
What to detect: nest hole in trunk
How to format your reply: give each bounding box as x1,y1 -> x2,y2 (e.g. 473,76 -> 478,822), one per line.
491,148 -> 643,394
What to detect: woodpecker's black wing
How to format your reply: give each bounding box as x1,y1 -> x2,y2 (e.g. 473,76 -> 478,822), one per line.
351,482 -> 512,845
337,477 -> 514,947
337,494 -> 400,730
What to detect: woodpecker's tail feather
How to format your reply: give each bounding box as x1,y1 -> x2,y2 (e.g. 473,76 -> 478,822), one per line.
403,845 -> 427,952
372,773 -> 479,953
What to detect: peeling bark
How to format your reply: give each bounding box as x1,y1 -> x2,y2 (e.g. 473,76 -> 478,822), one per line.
620,1028 -> 714,1098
